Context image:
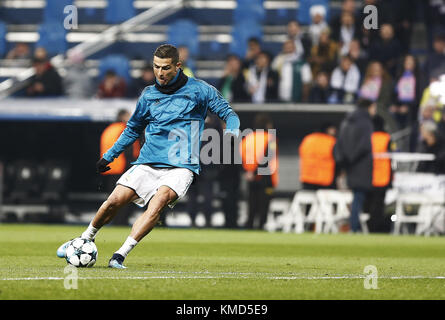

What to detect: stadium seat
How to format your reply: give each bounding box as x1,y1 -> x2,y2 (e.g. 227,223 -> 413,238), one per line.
297,0 -> 330,25
44,0 -> 73,23
0,21 -> 6,58
98,54 -> 131,84
233,0 -> 265,24
229,19 -> 263,58
39,161 -> 70,202
37,22 -> 67,56
167,19 -> 199,58
283,190 -> 319,233
393,192 -> 445,236
105,0 -> 135,24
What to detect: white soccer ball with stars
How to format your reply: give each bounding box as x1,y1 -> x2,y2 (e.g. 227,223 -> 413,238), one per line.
65,237 -> 98,268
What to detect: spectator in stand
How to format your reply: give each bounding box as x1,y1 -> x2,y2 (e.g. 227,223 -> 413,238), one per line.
391,0 -> 417,55
422,33 -> 445,89
178,46 -> 195,78
308,5 -> 328,46
356,0 -> 392,48
97,70 -> 127,98
368,24 -> 403,77
242,37 -> 262,70
309,71 -> 331,103
416,121 -> 445,175
272,40 -> 312,103
329,54 -> 361,104
218,54 -> 250,102
247,51 -> 279,103
26,57 -> 63,97
334,99 -> 376,233
348,38 -> 369,75
419,73 -> 445,126
331,11 -> 360,56
278,53 -> 312,103
34,47 -> 48,60
6,42 -> 31,60
271,39 -> 299,76
130,64 -> 155,97
308,27 -> 339,78
330,0 -> 358,34
422,0 -> 445,52
286,20 -> 312,61
358,61 -> 397,132
389,55 -> 421,129
299,122 -> 338,190
64,53 -> 94,99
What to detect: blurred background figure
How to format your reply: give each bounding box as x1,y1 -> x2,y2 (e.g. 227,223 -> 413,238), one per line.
130,64 -> 155,97
6,42 -> 31,60
309,71 -> 331,103
335,99 -> 376,233
299,122 -> 337,190
247,51 -> 279,103
97,70 -> 127,98
186,113 -> 222,228
242,37 -> 262,70
99,109 -> 141,226
26,57 -> 63,97
286,20 -> 312,61
308,5 -> 328,46
218,54 -> 250,103
416,121 -> 445,175
241,113 -> 278,230
178,46 -> 195,78
329,54 -> 361,104
308,27 -> 338,78
64,54 -> 94,99
364,115 -> 394,233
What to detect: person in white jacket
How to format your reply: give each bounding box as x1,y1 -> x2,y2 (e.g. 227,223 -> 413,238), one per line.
329,54 -> 361,104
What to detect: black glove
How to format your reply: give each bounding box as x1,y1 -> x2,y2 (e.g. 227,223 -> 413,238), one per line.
96,158 -> 111,173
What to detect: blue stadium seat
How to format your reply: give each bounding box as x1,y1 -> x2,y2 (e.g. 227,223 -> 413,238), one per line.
233,0 -> 265,24
229,19 -> 263,58
0,21 -> 6,58
37,22 -> 67,56
297,0 -> 330,25
98,54 -> 131,84
167,19 -> 199,57
105,0 -> 135,24
44,0 -> 73,23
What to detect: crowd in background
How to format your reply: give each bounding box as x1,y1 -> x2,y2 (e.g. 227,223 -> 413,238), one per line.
3,0 -> 445,230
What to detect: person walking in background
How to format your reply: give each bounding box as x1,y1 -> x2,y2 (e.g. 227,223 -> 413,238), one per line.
299,123 -> 337,190
240,113 -> 278,230
335,99 -> 376,233
99,109 -> 141,226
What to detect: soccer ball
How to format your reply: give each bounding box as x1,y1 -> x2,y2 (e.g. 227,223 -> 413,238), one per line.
65,238 -> 98,268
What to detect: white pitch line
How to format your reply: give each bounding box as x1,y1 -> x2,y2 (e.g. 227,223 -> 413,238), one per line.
2,275 -> 445,281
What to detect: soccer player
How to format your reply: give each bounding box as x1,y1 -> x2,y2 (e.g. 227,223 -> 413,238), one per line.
57,44 -> 240,268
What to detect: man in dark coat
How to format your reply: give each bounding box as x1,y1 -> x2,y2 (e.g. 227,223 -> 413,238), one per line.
335,99 -> 376,232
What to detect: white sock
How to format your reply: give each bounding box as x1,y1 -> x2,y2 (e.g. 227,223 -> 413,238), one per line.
115,236 -> 138,258
81,222 -> 99,240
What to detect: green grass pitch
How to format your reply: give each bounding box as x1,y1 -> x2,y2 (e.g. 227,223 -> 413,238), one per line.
1,224 -> 445,300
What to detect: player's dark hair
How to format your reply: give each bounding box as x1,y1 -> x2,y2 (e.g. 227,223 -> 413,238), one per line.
154,44 -> 179,64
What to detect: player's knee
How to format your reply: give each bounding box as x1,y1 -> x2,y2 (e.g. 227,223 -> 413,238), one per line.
106,194 -> 126,210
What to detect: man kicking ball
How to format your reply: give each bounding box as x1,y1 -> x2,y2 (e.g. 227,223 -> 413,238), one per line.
57,44 -> 240,268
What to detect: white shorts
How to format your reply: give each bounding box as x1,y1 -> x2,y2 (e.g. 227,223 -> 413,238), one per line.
116,165 -> 194,208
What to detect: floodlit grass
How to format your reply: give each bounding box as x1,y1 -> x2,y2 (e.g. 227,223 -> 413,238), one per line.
1,224 -> 445,299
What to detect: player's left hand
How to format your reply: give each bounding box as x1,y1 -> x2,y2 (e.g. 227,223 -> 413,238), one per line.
96,158 -> 111,173
224,128 -> 240,138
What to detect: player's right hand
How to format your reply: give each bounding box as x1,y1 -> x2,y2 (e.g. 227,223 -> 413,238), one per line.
96,158 -> 111,173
